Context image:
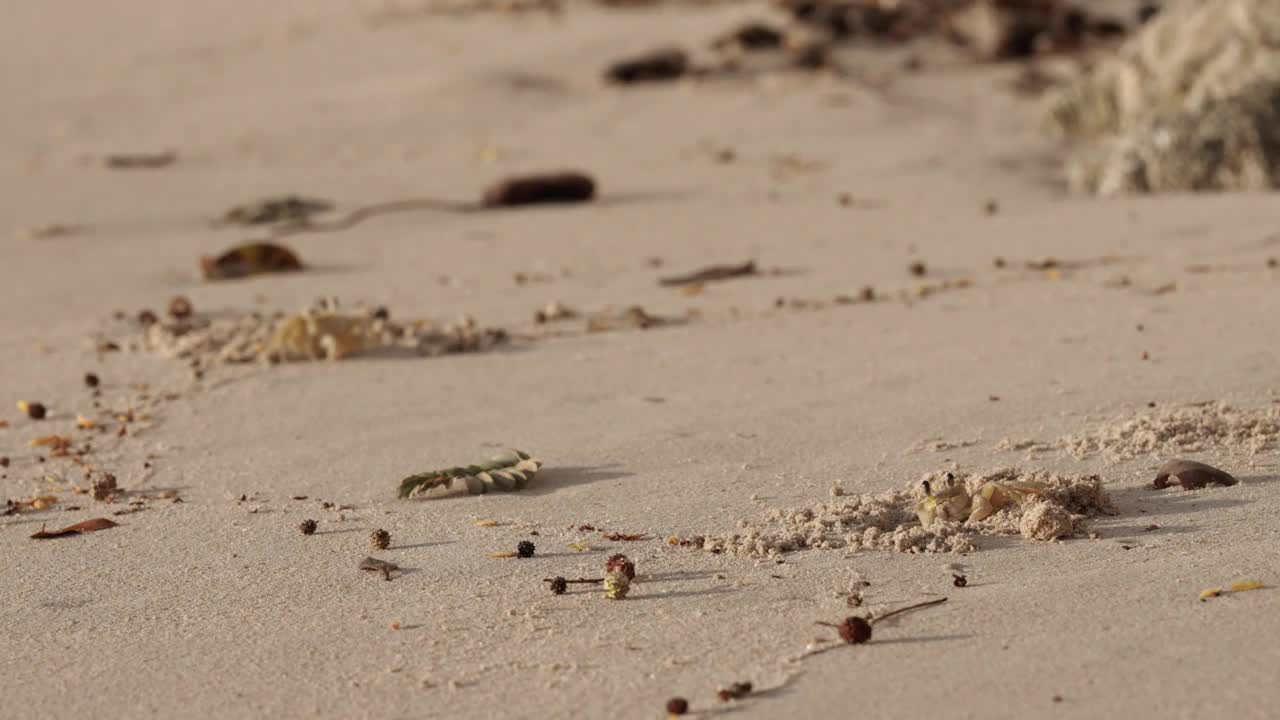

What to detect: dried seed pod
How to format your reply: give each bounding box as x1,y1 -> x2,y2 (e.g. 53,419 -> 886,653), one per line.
516,540 -> 536,558
398,449 -> 542,498
603,570 -> 631,599
838,616 -> 873,644
90,473 -> 118,501
666,697 -> 689,715
370,528 -> 391,550
1153,460 -> 1237,490
299,519 -> 318,535
480,171 -> 596,208
606,553 -> 636,580
717,682 -> 753,702
84,373 -> 100,388
549,577 -> 568,595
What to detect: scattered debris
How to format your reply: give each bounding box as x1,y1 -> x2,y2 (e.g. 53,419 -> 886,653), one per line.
200,242 -> 304,280
604,47 -> 689,84
104,151 -> 176,169
90,474 -> 117,501
17,400 -> 47,420
371,528 -> 392,550
299,519 -> 318,535
30,517 -> 119,539
1153,459 -> 1238,490
359,556 -> 400,581
534,301 -> 579,324
815,597 -> 948,647
490,551 -> 519,559
399,449 -> 542,498
585,305 -> 687,333
659,260 -> 757,287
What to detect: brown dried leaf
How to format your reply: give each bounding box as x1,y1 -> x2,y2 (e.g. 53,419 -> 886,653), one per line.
30,517 -> 119,539
659,261 -> 757,287
30,435 -> 73,449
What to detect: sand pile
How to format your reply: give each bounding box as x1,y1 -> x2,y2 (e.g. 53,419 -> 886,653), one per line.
96,299 -> 507,370
1045,0 -> 1280,194
698,467 -> 1113,557
1000,402 -> 1280,461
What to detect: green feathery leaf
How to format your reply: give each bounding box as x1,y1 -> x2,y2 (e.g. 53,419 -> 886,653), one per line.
398,450 -> 542,499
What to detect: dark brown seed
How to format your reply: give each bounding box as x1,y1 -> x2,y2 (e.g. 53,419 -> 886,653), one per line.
25,402 -> 48,420
370,528 -> 391,550
993,256 -> 1007,268
953,574 -> 968,587
859,286 -> 875,302
481,171 -> 596,208
666,697 -> 689,715
838,616 -> 873,644
0,457 -> 9,468
984,199 -> 999,215
137,309 -> 158,325
1268,257 -> 1278,268
299,519 -> 318,535
549,577 -> 568,595
168,295 -> 193,319
84,373 -> 100,388
1152,460 -> 1237,491
908,261 -> 927,277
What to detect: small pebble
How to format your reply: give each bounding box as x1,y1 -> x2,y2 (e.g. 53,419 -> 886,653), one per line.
666,697 -> 689,715
84,373 -> 100,388
908,261 -> 927,277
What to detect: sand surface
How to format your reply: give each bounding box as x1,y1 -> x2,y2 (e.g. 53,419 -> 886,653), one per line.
3,1 -> 1279,718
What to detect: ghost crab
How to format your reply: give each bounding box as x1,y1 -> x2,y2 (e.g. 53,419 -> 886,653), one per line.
914,472 -> 1050,526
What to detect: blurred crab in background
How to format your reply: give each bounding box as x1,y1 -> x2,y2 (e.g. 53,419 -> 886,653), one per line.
265,298 -> 392,362
914,472 -> 1049,526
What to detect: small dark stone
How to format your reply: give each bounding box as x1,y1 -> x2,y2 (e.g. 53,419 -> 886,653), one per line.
84,373 -> 100,388
666,697 -> 689,715
25,402 -> 48,420
1153,460 -> 1237,490
953,574 -> 968,587
604,48 -> 688,85
908,261 -> 927,277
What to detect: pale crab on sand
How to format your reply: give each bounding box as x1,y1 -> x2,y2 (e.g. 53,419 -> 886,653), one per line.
914,472 -> 1050,526
265,298 -> 393,362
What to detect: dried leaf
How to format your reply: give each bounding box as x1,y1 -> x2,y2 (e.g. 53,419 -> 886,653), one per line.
359,556 -> 399,581
659,261 -> 757,287
473,519 -> 500,527
1230,579 -> 1266,593
30,517 -> 119,539
567,541 -> 591,552
399,449 -> 542,498
1200,588 -> 1223,600
489,551 -> 519,558
601,532 -> 648,541
200,242 -> 304,281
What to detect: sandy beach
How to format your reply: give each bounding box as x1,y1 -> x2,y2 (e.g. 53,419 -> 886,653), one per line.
3,1 -> 1279,718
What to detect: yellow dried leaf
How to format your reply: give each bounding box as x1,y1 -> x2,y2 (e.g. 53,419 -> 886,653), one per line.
30,435 -> 72,448
1230,580 -> 1265,593
488,551 -> 518,559
76,415 -> 96,429
473,519 -> 499,527
31,496 -> 57,510
1200,588 -> 1222,600
567,541 -> 591,552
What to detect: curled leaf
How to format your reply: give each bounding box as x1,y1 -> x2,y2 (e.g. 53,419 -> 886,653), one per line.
30,517 -> 119,539
399,449 -> 542,499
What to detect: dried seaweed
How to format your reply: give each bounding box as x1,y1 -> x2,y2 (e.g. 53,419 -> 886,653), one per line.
30,518 -> 119,539
398,450 -> 542,498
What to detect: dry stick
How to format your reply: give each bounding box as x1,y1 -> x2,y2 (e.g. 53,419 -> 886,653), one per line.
866,596 -> 947,625
543,577 -> 604,585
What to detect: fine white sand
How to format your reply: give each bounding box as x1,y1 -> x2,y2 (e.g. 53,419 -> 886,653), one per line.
3,2 -> 1279,718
